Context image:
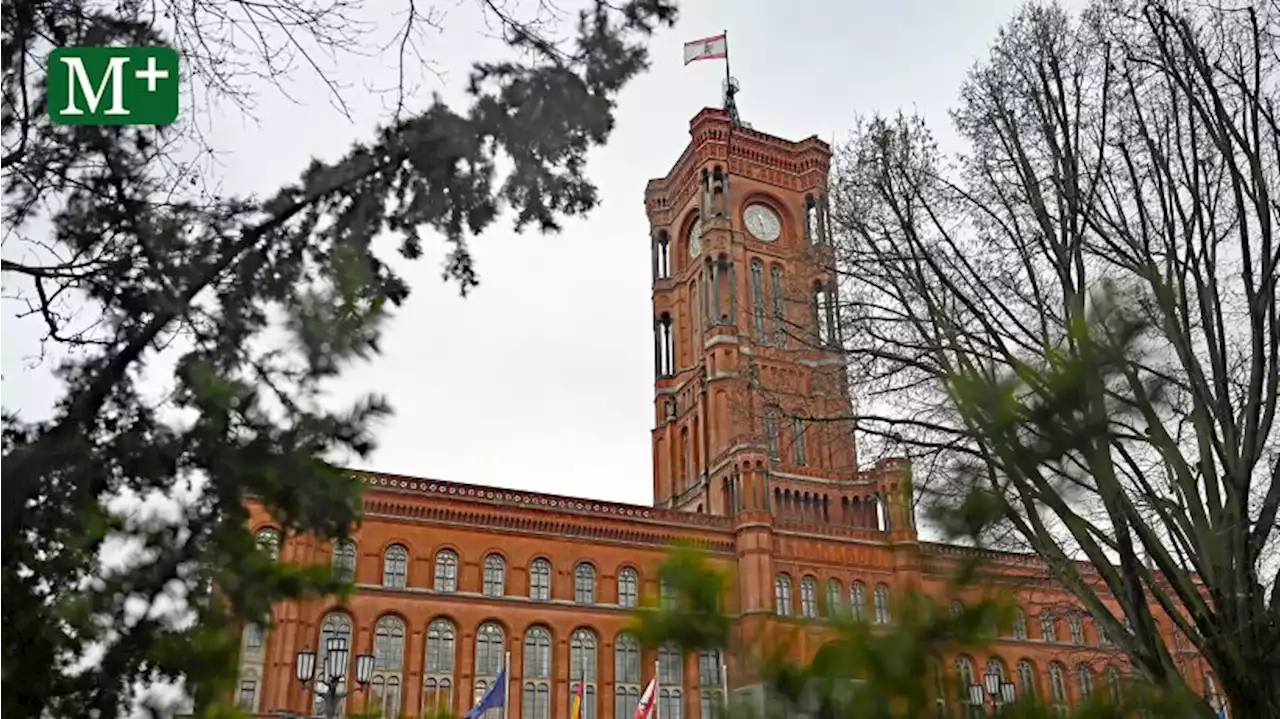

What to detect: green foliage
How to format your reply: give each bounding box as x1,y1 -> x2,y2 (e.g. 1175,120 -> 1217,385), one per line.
632,547 -> 1203,718
0,0 -> 677,716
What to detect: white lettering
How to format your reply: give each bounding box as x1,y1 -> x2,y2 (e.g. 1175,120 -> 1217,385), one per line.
60,56 -> 130,116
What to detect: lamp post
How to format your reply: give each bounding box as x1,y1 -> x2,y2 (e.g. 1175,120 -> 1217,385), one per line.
967,670 -> 1016,716
295,637 -> 376,719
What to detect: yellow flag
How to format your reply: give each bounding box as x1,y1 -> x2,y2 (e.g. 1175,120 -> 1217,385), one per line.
570,678 -> 585,719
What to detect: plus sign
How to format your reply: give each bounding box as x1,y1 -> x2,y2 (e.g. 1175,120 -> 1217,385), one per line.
134,56 -> 169,93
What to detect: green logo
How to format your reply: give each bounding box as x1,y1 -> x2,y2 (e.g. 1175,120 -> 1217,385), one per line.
47,46 -> 179,126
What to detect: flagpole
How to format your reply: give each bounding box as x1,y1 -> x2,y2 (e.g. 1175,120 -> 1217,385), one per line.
503,650 -> 511,719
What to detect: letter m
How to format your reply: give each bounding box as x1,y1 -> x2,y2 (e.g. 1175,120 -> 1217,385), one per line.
59,55 -> 130,117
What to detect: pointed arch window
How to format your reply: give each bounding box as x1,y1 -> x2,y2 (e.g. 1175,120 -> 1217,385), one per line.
331,540 -> 357,582
529,558 -> 551,601
800,576 -> 818,618
423,618 -> 456,715
574,563 -> 596,604
570,629 -> 598,719
483,554 -> 506,597
750,259 -> 766,342
614,633 -> 642,719
434,549 -> 458,592
522,626 -> 552,719
474,623 -> 506,719
382,544 -> 408,588
1069,614 -> 1085,644
774,573 -> 792,616
255,527 -> 281,561
658,644 -> 683,719
618,568 -> 639,608
850,581 -> 867,621
874,584 -> 891,624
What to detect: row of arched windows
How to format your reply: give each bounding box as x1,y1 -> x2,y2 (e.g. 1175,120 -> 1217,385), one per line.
305,612 -> 724,719
316,533 -> 643,606
774,574 -> 893,624
944,655 -> 1125,715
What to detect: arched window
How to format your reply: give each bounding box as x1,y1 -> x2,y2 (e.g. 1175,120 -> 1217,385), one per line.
371,615 -> 406,718
770,265 -> 786,347
750,258 -> 766,342
1041,613 -> 1057,642
987,659 -> 1008,706
331,540 -> 357,582
383,544 -> 408,589
654,231 -> 671,280
1076,664 -> 1094,700
243,622 -> 264,652
658,644 -> 683,719
850,581 -> 867,621
570,629 -> 598,719
655,314 -> 675,378
874,584 -> 891,624
698,650 -> 723,719
614,633 -> 642,719
1069,614 -> 1084,645
422,618 -> 456,715
522,626 -> 552,719
774,573 -> 792,616
574,563 -> 596,604
1017,659 -> 1038,700
1048,662 -> 1068,712
618,568 -> 639,608
483,554 -> 506,597
434,549 -> 458,592
1106,666 -> 1123,704
660,577 -> 678,610
1012,609 -> 1028,640
316,613 -> 353,715
800,576 -> 818,618
956,655 -> 976,715
792,418 -> 807,466
950,600 -> 965,619
763,407 -> 780,459
255,527 -> 282,561
474,623 -> 506,719
529,558 -> 551,601
825,579 -> 842,617
374,615 -> 406,671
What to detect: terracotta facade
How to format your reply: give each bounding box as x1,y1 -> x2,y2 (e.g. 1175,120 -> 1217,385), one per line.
239,109 -> 1211,718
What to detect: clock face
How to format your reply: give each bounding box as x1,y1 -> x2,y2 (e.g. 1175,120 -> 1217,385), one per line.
744,203 -> 781,242
688,217 -> 703,258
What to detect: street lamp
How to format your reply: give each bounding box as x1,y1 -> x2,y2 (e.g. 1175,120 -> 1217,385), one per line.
968,670 -> 1016,715
295,638 -> 376,719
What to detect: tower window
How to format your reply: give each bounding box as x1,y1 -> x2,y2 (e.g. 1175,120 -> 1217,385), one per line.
792,418 -> 807,466
655,314 -> 675,378
654,231 -> 671,280
763,407 -> 780,459
770,265 -> 786,347
813,282 -> 838,346
750,259 -> 766,343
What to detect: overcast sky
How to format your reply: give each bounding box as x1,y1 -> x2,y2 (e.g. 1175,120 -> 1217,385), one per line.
2,0 -> 1084,508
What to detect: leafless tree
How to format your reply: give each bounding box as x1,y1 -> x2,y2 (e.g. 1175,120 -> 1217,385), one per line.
826,1 -> 1278,715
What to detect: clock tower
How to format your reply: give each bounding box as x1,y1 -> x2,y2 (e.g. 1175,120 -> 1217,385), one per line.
645,109 -> 897,531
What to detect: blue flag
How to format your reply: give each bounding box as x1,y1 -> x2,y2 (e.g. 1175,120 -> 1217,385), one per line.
464,668 -> 507,719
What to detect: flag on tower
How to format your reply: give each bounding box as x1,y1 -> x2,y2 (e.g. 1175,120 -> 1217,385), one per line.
635,675 -> 658,719
683,34 -> 727,65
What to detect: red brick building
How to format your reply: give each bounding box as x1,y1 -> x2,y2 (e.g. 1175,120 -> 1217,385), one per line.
240,109 -> 1212,718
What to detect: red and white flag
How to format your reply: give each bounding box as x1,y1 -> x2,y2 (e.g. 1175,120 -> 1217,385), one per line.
635,677 -> 659,719
683,34 -> 727,65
